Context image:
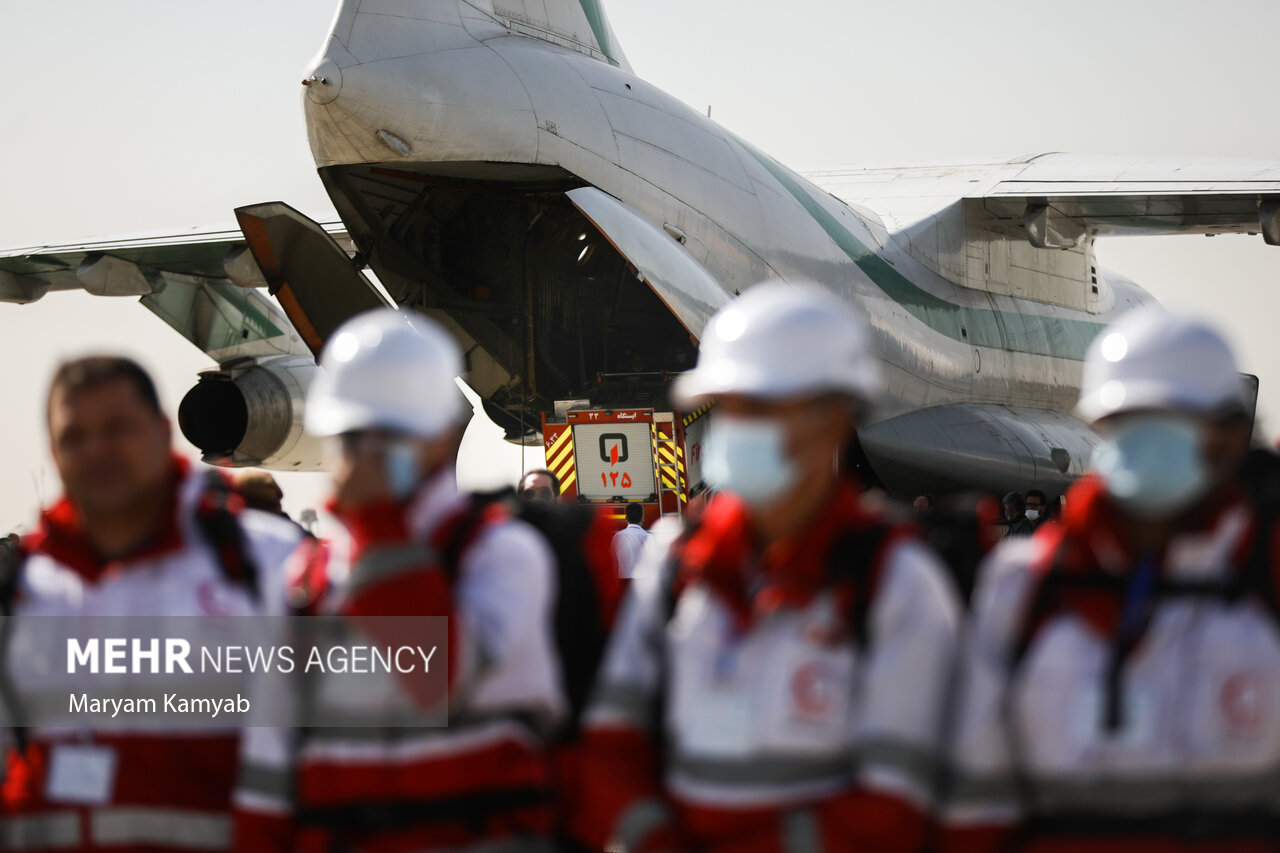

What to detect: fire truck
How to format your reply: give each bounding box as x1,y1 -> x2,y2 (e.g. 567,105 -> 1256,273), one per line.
539,401 -> 712,527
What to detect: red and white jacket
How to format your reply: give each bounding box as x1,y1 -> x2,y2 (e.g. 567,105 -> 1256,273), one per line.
0,458 -> 302,852
233,468 -> 565,853
577,481 -> 961,853
943,475 -> 1280,853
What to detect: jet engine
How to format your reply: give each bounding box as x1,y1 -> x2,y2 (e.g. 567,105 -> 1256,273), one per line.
177,355 -> 324,469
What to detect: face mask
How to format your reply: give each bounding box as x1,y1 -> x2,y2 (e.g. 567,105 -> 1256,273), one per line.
1090,414 -> 1209,520
703,416 -> 798,508
1025,509 -> 1041,521
384,440 -> 422,501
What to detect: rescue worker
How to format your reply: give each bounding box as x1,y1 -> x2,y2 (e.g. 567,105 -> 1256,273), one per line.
0,355 -> 301,851
577,283 -> 961,852
234,309 -> 565,852
943,306 -> 1279,851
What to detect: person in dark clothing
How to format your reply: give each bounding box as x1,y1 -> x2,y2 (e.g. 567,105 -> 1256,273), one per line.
1024,489 -> 1048,530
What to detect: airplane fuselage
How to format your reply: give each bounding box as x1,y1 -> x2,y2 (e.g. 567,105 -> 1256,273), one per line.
298,0 -> 1152,494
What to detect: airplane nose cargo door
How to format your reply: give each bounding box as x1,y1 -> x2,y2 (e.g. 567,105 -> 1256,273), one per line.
566,186 -> 731,338
235,201 -> 390,358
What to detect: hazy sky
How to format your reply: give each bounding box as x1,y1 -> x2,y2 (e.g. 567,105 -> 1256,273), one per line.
2,0 -> 1278,531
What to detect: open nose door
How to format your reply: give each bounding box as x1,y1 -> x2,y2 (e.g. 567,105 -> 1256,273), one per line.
235,202 -> 390,359
565,187 -> 731,338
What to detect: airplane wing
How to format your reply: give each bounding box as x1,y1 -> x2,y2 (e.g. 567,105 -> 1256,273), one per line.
970,154 -> 1280,247
812,154 -> 1280,247
809,155 -> 1280,311
0,221 -> 353,364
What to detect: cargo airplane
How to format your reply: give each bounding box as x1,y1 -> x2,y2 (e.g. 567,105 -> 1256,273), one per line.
3,0 -> 1279,497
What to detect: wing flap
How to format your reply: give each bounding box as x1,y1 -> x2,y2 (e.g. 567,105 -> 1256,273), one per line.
234,202 -> 390,357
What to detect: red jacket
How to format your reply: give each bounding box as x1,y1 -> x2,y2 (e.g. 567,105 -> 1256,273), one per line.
234,471 -> 566,853
2,459 -> 301,852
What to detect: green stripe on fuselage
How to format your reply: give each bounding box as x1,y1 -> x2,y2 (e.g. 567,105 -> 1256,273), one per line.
734,137 -> 1106,361
578,0 -> 621,67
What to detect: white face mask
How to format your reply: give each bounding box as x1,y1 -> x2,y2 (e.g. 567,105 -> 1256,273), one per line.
703,416 -> 798,509
1025,509 -> 1041,521
383,439 -> 423,500
1091,414 -> 1210,520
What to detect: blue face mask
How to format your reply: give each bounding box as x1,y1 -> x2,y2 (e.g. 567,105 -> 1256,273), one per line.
1091,414 -> 1209,520
703,416 -> 798,508
384,440 -> 422,501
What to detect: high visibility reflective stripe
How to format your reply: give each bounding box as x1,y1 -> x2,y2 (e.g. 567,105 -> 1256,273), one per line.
670,738 -> 938,790
547,430 -> 575,489
947,771 -> 1020,808
304,702 -> 447,729
302,716 -> 535,758
90,808 -> 229,849
547,439 -> 574,473
346,544 -> 438,593
238,760 -> 293,799
682,404 -> 712,427
671,753 -> 848,787
546,428 -> 573,465
613,797 -> 672,852
0,814 -> 80,850
854,739 -> 941,790
782,809 -> 823,853
590,681 -> 655,727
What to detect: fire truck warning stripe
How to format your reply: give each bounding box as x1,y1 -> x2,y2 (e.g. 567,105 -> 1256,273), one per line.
547,429 -> 573,460
548,440 -> 575,474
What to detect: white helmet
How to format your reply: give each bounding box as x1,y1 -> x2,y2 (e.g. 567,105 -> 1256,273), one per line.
673,281 -> 880,406
305,308 -> 465,438
1076,305 -> 1245,424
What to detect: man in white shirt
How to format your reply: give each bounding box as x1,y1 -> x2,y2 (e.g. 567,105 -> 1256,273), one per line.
610,502 -> 651,578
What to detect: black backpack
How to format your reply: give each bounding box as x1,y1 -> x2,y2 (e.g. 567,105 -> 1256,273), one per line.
441,490 -> 615,737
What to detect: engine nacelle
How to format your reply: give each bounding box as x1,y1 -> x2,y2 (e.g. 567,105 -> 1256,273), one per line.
178,355 -> 324,470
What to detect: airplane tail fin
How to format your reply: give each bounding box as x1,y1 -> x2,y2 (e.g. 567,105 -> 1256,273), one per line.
321,0 -> 629,72
487,0 -> 630,71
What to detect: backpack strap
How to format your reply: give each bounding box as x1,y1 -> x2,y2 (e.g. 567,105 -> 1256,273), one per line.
1237,449 -> 1280,618
0,540 -> 27,752
438,498 -> 495,579
193,469 -> 260,601
828,522 -> 897,652
659,519 -> 704,626
661,517 -> 900,652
